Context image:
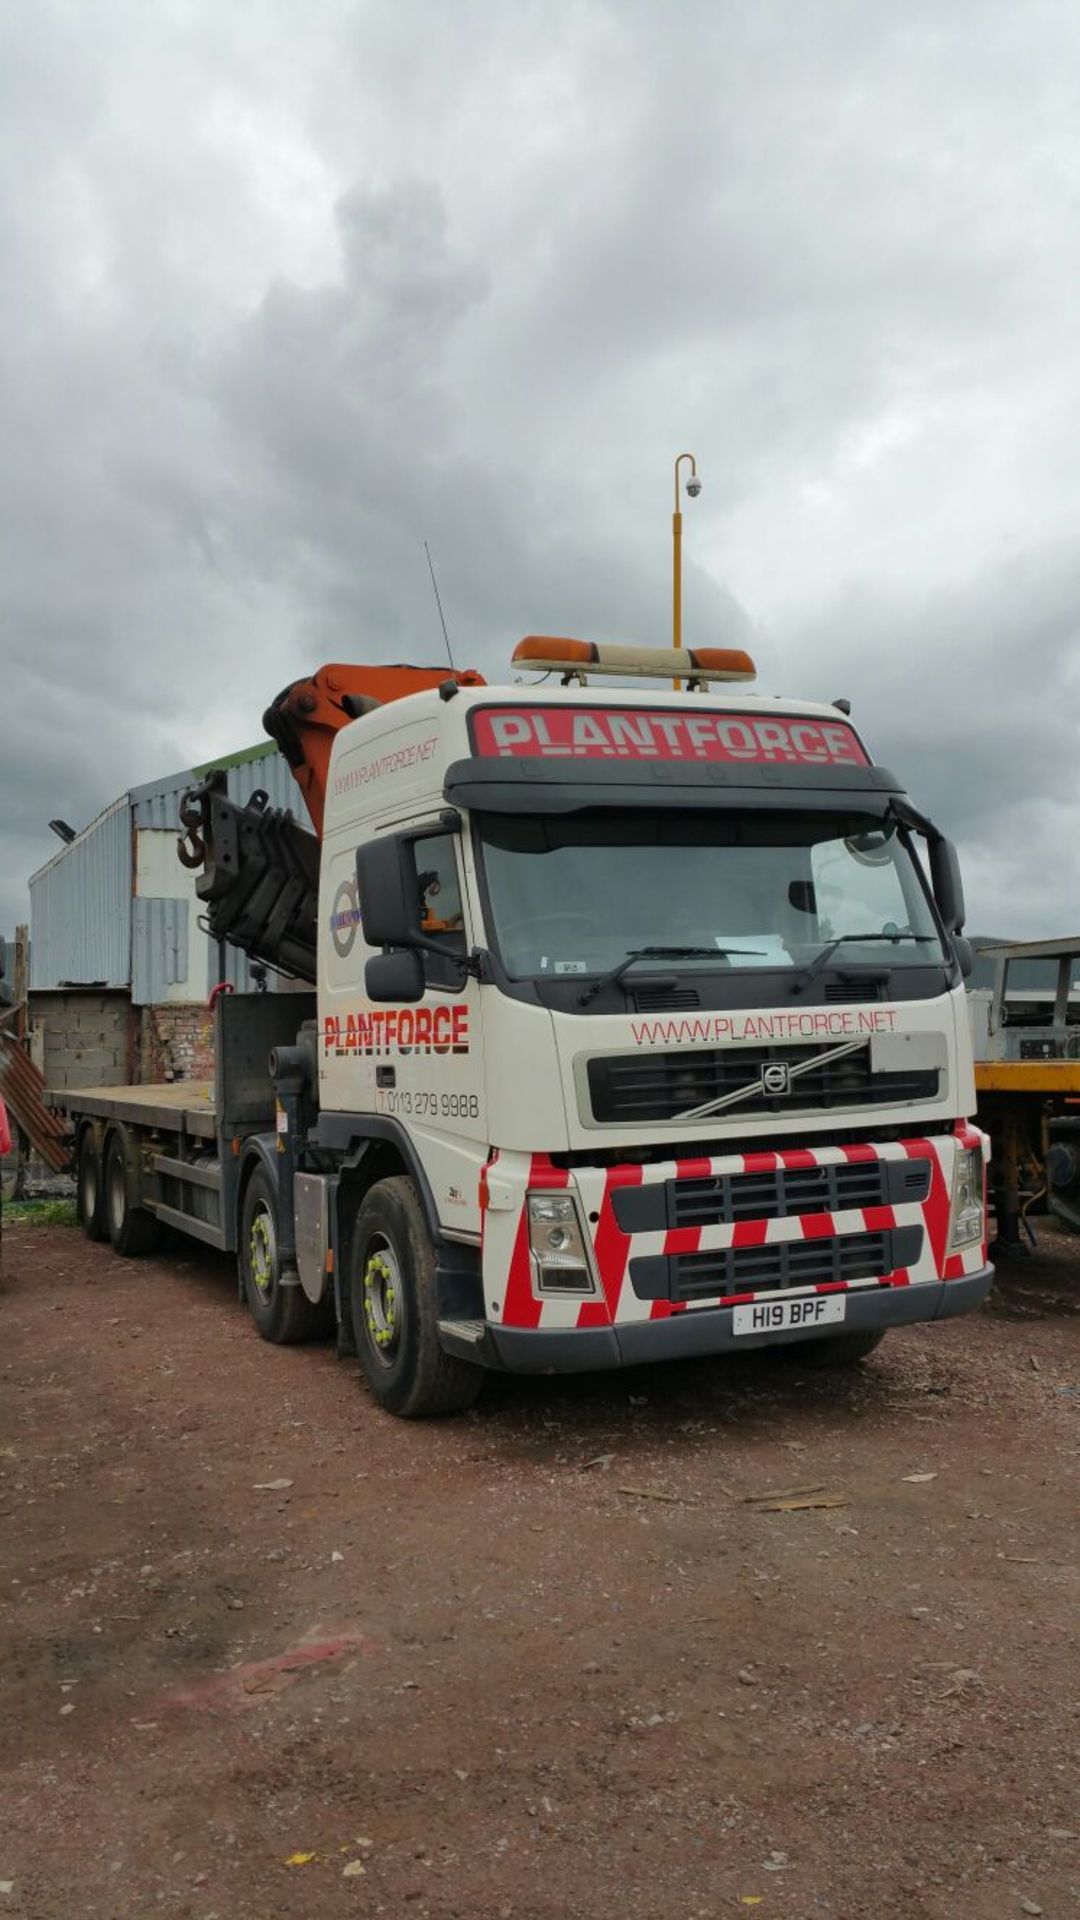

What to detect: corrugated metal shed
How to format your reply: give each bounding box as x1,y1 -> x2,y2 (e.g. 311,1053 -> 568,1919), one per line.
29,798 -> 132,991
30,744 -> 302,1000
129,743 -> 296,828
132,897 -> 189,1004
130,743 -> 300,999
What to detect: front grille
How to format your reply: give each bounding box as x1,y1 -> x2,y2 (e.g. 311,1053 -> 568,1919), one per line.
612,1155 -> 932,1234
629,1224 -> 924,1304
588,1044 -> 939,1125
678,1159 -> 883,1224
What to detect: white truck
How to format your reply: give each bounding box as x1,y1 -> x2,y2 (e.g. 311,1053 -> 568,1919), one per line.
54,638 -> 992,1416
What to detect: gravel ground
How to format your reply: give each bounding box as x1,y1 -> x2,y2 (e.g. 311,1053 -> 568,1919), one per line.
1,1217 -> 1077,1919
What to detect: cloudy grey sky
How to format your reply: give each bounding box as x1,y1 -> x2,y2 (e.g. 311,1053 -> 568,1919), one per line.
3,0 -> 1079,937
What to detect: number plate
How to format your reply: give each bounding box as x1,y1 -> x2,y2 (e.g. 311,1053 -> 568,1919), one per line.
731,1294 -> 847,1336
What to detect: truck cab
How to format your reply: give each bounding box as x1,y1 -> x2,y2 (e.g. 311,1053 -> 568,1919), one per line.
313,642 -> 991,1412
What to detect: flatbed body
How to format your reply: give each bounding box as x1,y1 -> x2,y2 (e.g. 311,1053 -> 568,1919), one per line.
49,1080 -> 218,1140
49,994 -> 314,1257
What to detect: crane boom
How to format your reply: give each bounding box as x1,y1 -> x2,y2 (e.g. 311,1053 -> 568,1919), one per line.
178,659 -> 485,983
263,661 -> 484,835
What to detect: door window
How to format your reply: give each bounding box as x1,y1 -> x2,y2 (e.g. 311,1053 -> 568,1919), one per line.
417,834 -> 467,987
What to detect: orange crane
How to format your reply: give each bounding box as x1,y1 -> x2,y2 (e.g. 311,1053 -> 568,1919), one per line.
179,660 -> 485,981
262,661 -> 485,835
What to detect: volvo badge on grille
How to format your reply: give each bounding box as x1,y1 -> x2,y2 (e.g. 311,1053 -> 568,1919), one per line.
761,1061 -> 792,1096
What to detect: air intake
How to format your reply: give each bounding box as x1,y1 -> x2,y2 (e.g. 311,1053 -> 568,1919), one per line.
631,986 -> 702,1012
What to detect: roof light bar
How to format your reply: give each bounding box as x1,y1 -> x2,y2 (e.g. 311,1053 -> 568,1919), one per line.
512,636 -> 756,686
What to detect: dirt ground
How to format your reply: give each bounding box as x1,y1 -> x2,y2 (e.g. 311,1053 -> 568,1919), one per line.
1,1217 -> 1077,1920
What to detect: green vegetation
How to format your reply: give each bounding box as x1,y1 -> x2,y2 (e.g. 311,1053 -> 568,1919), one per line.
5,1198 -> 78,1227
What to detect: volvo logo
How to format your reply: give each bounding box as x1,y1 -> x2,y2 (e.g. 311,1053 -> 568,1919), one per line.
761,1061 -> 792,1097
330,877 -> 362,960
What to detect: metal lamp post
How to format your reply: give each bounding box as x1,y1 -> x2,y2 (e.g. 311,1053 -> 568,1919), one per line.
672,453 -> 701,683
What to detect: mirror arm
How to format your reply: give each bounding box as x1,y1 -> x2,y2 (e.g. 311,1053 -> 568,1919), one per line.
886,795 -> 939,842
386,939 -> 487,983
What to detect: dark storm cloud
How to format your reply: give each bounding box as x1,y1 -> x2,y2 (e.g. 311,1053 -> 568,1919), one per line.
213,174 -> 751,666
2,0 -> 1080,937
777,549 -> 1080,933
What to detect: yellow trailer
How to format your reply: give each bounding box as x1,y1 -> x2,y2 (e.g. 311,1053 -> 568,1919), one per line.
972,937 -> 1080,1251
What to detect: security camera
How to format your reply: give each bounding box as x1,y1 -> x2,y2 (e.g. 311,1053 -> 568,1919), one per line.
685,474 -> 703,498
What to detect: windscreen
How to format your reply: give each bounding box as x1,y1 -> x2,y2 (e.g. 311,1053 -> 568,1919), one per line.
477,810 -> 947,981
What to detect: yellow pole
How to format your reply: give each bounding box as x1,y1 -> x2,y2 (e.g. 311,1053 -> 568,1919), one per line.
672,452 -> 697,688
672,507 -> 683,653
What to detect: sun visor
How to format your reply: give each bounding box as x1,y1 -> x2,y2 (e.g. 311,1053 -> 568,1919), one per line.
444,757 -> 908,814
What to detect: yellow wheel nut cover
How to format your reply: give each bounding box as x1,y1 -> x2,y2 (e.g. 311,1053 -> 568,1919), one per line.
364,1252 -> 398,1347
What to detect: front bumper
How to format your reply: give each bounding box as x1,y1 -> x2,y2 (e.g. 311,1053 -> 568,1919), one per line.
440,1266 -> 994,1374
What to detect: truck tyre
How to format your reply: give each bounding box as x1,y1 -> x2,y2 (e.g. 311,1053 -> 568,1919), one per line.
104,1132 -> 161,1257
77,1131 -> 108,1242
792,1328 -> 887,1369
240,1164 -> 324,1345
349,1176 -> 483,1418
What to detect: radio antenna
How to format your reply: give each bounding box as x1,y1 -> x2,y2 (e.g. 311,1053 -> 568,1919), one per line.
424,540 -> 455,671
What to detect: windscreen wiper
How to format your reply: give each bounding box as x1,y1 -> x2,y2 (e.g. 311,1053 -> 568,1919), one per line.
578,944 -> 764,1008
792,930 -> 937,992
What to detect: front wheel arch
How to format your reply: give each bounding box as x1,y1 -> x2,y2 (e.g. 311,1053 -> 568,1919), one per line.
335,1143 -> 412,1355
348,1175 -> 482,1418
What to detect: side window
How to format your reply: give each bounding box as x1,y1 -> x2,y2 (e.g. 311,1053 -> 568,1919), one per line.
417,833 -> 467,987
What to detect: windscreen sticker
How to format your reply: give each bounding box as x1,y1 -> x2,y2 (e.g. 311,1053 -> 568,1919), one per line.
324,1005 -> 469,1057
471,707 -> 868,767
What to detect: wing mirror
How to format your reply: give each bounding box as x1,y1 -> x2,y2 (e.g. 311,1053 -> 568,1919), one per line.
355,825 -> 472,1001
365,948 -> 425,1003
356,834 -> 425,950
929,836 -> 965,935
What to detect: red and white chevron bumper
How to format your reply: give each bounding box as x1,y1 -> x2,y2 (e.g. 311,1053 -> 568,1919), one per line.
473,1122 -> 992,1369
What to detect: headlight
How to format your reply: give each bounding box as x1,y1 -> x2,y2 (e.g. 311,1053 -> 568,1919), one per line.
948,1146 -> 985,1251
527,1192 -> 599,1297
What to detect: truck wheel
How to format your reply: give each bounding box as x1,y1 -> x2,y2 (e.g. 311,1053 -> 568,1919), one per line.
349,1176 -> 482,1418
240,1165 -> 324,1345
104,1133 -> 161,1257
77,1132 -> 107,1242
792,1328 -> 887,1369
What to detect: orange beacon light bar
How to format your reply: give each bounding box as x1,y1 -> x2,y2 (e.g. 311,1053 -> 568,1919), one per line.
511,637 -> 757,686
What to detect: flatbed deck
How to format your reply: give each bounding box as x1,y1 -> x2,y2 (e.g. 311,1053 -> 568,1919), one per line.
47,1081 -> 218,1142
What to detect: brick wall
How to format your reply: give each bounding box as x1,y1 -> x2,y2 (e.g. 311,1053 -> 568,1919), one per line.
28,991 -> 217,1091
28,990 -> 133,1091
138,1003 -> 215,1083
